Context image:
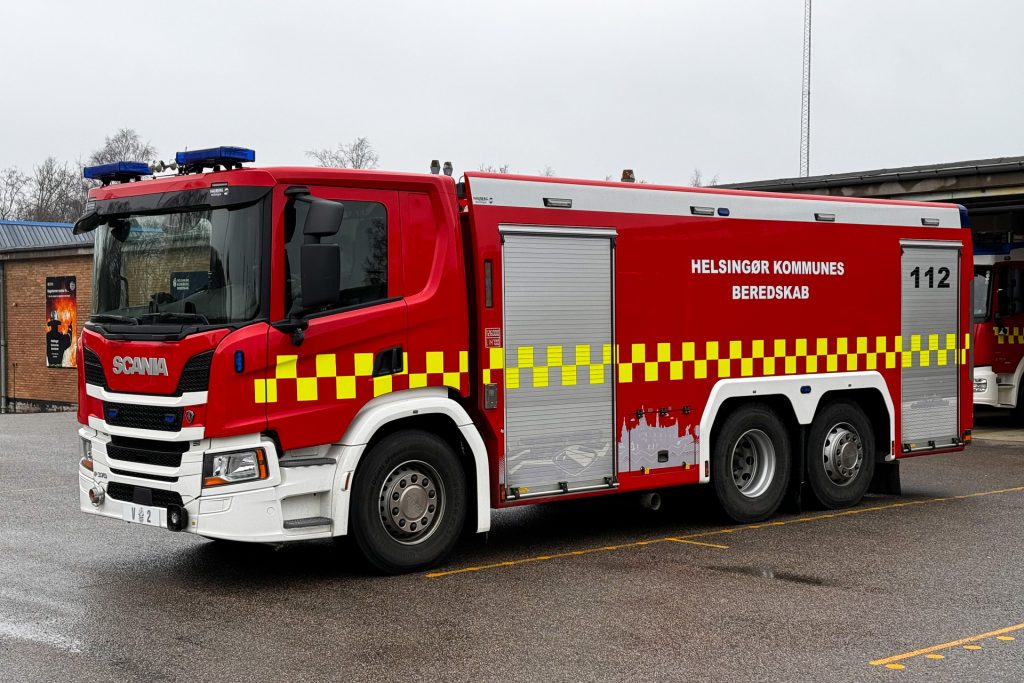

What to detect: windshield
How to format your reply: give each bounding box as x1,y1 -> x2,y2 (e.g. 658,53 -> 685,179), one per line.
972,266 -> 991,322
93,200 -> 264,326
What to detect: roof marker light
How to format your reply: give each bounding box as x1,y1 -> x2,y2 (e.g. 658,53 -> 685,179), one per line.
814,212 -> 836,222
175,146 -> 255,173
690,206 -> 716,216
921,217 -> 941,227
82,161 -> 152,185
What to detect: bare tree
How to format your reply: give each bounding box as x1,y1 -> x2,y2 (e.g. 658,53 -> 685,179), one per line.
478,163 -> 512,174
307,137 -> 380,169
22,157 -> 82,223
689,168 -> 719,187
88,128 -> 158,165
539,165 -> 556,177
0,167 -> 29,220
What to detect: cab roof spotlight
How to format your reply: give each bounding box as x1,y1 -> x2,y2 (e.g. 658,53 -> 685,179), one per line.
149,159 -> 179,174
443,161 -> 453,177
430,160 -> 441,175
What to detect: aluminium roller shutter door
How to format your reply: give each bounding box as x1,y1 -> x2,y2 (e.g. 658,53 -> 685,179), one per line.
502,229 -> 615,496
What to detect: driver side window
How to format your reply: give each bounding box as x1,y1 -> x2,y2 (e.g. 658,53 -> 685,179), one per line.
284,199 -> 388,316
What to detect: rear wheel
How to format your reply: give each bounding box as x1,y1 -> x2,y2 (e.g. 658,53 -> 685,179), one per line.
1011,385 -> 1024,423
805,401 -> 875,509
350,430 -> 467,574
712,404 -> 792,523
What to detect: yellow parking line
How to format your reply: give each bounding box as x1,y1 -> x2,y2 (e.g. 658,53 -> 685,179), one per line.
870,622 -> 1024,667
425,537 -> 679,578
426,485 -> 1024,579
666,537 -> 730,549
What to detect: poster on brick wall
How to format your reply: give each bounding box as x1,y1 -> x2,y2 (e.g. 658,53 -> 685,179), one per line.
45,275 -> 77,368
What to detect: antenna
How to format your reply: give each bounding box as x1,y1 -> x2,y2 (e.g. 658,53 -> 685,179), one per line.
799,0 -> 812,177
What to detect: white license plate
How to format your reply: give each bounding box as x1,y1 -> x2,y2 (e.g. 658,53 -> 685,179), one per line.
122,503 -> 163,528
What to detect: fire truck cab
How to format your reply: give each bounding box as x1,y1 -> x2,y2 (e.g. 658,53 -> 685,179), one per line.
972,244 -> 1024,416
76,148 -> 973,573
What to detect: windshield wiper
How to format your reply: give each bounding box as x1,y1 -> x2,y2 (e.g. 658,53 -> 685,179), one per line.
137,311 -> 211,325
90,314 -> 138,325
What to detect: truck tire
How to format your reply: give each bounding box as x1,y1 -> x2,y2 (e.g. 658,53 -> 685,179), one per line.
805,401 -> 875,509
1011,385 -> 1024,423
350,430 -> 467,574
712,404 -> 792,523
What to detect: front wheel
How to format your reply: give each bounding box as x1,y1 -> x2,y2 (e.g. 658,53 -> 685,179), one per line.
805,401 -> 876,509
712,404 -> 792,523
350,430 -> 467,574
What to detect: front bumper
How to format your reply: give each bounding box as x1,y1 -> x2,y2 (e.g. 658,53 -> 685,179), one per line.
972,366 -> 999,407
78,426 -> 349,543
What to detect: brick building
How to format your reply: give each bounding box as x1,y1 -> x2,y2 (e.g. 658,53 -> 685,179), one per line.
1,220 -> 93,412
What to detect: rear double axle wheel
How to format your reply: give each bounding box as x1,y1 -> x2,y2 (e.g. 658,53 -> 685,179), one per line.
806,401 -> 875,509
713,404 -> 792,523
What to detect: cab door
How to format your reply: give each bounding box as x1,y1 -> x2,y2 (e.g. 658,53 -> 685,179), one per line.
263,187 -> 406,452
993,263 -> 1024,375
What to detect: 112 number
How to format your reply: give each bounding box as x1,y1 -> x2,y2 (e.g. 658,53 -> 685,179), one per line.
910,266 -> 950,289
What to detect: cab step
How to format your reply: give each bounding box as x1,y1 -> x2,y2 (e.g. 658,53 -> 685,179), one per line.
283,516 -> 332,529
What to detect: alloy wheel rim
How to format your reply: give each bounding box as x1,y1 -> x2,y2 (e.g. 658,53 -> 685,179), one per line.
822,422 -> 863,487
730,429 -> 777,498
378,460 -> 445,545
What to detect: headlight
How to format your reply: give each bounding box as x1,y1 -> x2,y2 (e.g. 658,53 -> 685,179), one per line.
973,378 -> 988,393
80,438 -> 93,471
203,448 -> 268,487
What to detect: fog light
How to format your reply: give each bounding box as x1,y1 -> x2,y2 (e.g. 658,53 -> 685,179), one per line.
88,485 -> 105,507
973,378 -> 988,393
166,504 -> 188,532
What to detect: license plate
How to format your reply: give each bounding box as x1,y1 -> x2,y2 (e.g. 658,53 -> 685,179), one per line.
122,503 -> 163,528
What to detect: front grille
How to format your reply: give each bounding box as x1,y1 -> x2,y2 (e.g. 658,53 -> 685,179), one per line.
106,482 -> 183,509
177,350 -> 214,393
103,402 -> 183,432
110,467 -> 178,483
106,436 -> 187,468
83,348 -> 107,388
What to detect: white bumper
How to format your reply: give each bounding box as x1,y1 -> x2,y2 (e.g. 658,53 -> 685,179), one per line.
971,366 -> 1004,408
78,426 -> 349,543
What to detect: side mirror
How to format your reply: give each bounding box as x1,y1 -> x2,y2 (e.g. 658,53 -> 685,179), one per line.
302,197 -> 345,237
300,243 -> 340,310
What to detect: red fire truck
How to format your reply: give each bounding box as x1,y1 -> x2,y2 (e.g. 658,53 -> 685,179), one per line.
972,244 -> 1024,417
75,148 -> 973,572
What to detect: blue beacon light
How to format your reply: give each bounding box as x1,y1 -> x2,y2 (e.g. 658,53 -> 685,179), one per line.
82,161 -> 152,185
175,146 -> 255,171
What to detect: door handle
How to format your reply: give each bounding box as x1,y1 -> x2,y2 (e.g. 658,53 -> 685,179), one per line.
373,346 -> 404,377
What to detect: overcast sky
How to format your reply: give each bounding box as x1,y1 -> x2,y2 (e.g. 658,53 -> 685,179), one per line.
2,0 -> 1021,184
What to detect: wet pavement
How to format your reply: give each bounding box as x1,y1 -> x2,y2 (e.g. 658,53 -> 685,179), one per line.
1,411 -> 1022,682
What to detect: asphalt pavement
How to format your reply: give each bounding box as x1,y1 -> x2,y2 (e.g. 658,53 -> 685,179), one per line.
1,411 -> 1022,682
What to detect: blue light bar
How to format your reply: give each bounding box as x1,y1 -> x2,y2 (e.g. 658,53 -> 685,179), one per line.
175,146 -> 255,169
82,161 -> 152,182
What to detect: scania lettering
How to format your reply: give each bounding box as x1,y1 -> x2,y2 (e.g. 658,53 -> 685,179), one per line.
111,356 -> 169,376
75,149 -> 974,573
